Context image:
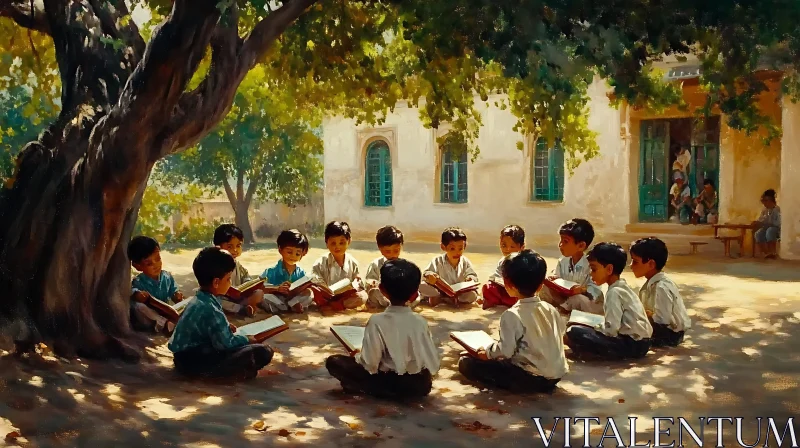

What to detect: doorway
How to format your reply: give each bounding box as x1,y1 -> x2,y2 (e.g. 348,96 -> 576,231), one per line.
638,117 -> 720,223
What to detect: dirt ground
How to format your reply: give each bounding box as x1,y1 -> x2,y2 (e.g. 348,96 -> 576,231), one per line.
2,241 -> 799,447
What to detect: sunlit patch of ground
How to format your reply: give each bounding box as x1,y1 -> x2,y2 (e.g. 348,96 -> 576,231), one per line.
1,243 -> 799,446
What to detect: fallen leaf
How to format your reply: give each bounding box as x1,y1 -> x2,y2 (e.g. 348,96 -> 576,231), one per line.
5,431 -> 20,442
259,369 -> 282,376
347,423 -> 363,431
618,398 -> 625,403
438,388 -> 451,394
373,432 -> 381,437
453,420 -> 496,432
296,431 -> 306,436
277,429 -> 291,437
253,421 -> 268,432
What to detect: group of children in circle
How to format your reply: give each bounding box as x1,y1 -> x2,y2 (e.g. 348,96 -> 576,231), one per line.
126,219 -> 690,396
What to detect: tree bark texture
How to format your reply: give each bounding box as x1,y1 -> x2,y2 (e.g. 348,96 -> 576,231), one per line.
0,0 -> 318,360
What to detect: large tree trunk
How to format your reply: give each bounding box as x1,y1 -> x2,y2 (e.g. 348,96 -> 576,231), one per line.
222,171 -> 256,244
0,0 -> 317,360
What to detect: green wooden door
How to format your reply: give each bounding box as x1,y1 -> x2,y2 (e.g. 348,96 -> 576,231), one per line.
689,143 -> 720,196
638,120 -> 670,222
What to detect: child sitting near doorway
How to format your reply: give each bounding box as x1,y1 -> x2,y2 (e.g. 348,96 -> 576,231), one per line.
694,178 -> 718,224
670,171 -> 692,224
753,189 -> 781,259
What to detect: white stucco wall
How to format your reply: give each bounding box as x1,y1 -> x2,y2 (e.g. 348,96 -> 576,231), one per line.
781,100 -> 800,260
323,79 -> 626,245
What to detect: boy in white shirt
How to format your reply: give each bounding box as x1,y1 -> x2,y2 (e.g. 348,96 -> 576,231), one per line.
310,221 -> 368,311
565,243 -> 653,360
364,225 -> 404,308
460,250 -> 568,393
481,225 -> 525,309
326,259 -> 441,400
629,237 -> 691,347
419,227 -> 479,307
539,219 -> 604,313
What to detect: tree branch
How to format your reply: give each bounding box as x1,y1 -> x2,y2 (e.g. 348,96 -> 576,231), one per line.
156,0 -> 319,157
221,172 -> 237,206
245,151 -> 273,206
0,0 -> 50,34
86,0 -> 146,65
236,166 -> 245,203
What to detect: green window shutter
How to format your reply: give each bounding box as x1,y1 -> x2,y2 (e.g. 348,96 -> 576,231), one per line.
441,150 -> 468,203
364,141 -> 392,206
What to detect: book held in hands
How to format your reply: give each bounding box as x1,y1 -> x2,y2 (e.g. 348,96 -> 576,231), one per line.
330,325 -> 365,356
316,278 -> 357,300
227,277 -> 265,299
287,275 -> 314,297
450,330 -> 496,357
433,279 -> 479,298
235,315 -> 289,342
567,310 -> 605,330
145,296 -> 185,323
543,278 -> 579,296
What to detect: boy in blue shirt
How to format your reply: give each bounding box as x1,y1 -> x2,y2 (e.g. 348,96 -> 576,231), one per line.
261,229 -> 314,313
169,247 -> 273,380
128,236 -> 185,334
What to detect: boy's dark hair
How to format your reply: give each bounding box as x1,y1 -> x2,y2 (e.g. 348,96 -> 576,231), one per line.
629,237 -> 669,271
213,223 -> 244,246
703,178 -> 715,189
441,227 -> 467,246
763,189 -> 777,201
277,229 -> 309,252
500,225 -> 525,246
379,258 -> 422,305
559,219 -> 595,247
587,242 -> 627,276
500,249 -> 547,297
128,236 -> 160,264
193,247 -> 237,288
376,225 -> 404,247
324,221 -> 351,241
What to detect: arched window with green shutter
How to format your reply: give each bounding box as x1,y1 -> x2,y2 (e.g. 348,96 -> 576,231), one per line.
364,140 -> 392,207
441,149 -> 468,203
531,138 -> 565,202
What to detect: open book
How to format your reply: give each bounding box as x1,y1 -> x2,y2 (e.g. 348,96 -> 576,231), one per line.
227,277 -> 265,300
287,275 -> 314,297
567,310 -> 605,330
489,276 -> 505,288
330,325 -> 365,356
450,330 -> 496,357
543,278 -> 579,296
236,316 -> 289,342
145,297 -> 184,323
433,279 -> 479,298
316,278 -> 357,300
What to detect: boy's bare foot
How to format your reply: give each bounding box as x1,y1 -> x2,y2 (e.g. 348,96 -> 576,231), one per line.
291,303 -> 304,313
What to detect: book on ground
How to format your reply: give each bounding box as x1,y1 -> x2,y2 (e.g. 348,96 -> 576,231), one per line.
316,278 -> 356,300
227,277 -> 265,299
434,279 -> 479,298
330,325 -> 365,356
145,297 -> 182,323
543,278 -> 579,296
450,330 -> 496,357
236,316 -> 289,342
567,310 -> 605,330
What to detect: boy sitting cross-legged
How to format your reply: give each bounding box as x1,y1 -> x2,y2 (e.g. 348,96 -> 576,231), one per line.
326,258 -> 441,400
128,236 -> 184,334
459,250 -> 567,393
260,229 -> 314,314
539,219 -> 604,314
419,227 -> 479,307
169,247 -> 274,380
214,224 -> 264,314
564,243 -> 653,360
629,237 -> 691,347
310,221 -> 368,311
481,224 -> 525,309
364,225 -> 405,309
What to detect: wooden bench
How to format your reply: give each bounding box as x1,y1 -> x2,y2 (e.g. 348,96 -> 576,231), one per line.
689,241 -> 708,254
718,235 -> 743,257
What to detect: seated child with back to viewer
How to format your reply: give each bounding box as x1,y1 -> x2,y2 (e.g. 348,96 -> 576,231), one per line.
310,221 -> 368,310
482,224 -> 525,309
459,250 -> 568,393
260,229 -> 314,314
128,236 -> 185,334
564,243 -> 653,360
214,224 -> 264,312
326,259 -> 441,400
629,237 -> 691,347
419,227 -> 479,307
364,225 -> 405,308
539,219 -> 604,313
168,247 -> 273,380
752,188 -> 781,259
